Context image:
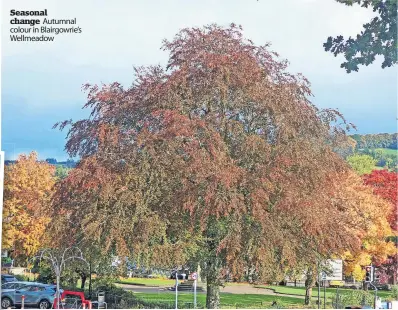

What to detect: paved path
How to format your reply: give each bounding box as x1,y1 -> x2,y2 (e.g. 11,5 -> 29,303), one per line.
116,283 -> 173,293
221,285 -> 306,299
116,283 -> 307,299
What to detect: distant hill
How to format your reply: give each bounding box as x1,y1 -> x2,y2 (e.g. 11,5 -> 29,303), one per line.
4,158 -> 77,168
350,133 -> 397,150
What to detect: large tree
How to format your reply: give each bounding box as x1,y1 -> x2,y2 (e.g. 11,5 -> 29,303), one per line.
364,169 -> 397,230
363,169 -> 398,284
346,153 -> 377,175
324,0 -> 397,73
340,172 -> 395,283
53,24 -> 389,308
2,152 -> 56,263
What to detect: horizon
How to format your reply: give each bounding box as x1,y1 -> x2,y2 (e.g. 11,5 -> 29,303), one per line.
4,132 -> 398,162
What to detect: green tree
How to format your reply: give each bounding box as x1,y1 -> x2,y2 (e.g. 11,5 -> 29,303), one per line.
55,165 -> 71,180
324,0 -> 397,73
346,154 -> 377,175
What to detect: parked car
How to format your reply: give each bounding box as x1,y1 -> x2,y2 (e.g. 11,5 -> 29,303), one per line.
375,283 -> 391,291
342,282 -> 361,290
169,271 -> 188,280
1,283 -> 59,309
1,274 -> 17,283
329,280 -> 345,288
1,281 -> 31,290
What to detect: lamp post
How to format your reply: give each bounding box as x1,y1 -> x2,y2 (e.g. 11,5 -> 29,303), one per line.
175,271 -> 178,310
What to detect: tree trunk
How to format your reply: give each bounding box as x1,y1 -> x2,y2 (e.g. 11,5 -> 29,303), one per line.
205,253 -> 221,308
206,283 -> 220,309
394,245 -> 397,285
81,274 -> 87,289
304,267 -> 315,305
205,218 -> 221,309
305,286 -> 313,305
89,262 -> 92,299
56,274 -> 61,309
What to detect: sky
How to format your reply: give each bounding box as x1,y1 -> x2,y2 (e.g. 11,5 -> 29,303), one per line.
1,0 -> 397,160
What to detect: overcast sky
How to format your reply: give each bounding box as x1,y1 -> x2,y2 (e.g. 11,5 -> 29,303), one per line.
1,0 -> 397,160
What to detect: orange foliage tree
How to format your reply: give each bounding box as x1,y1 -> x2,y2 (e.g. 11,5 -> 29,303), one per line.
364,169 -> 398,284
338,172 -> 395,282
51,24 -> 392,308
2,152 -> 56,263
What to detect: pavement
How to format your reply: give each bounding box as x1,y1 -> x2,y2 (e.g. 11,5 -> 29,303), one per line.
116,283 -> 179,294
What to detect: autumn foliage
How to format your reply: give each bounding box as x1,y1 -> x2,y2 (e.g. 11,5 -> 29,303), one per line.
48,24 -> 394,307
364,169 -> 397,231
2,152 -> 56,261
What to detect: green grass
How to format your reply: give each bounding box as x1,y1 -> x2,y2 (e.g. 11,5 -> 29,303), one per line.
135,292 -> 308,309
117,277 -> 176,287
117,277 -> 248,287
261,285 -> 392,299
375,148 -> 398,155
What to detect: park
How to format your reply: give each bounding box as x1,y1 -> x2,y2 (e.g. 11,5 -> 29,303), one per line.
1,0 -> 397,309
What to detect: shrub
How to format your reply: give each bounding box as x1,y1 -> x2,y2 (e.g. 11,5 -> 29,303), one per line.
14,274 -> 30,281
331,289 -> 373,308
391,285 -> 398,301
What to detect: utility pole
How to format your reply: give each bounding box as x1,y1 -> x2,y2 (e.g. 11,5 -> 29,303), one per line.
191,272 -> 198,309
323,279 -> 326,309
318,270 -> 321,309
194,278 -> 197,309
175,271 -> 178,310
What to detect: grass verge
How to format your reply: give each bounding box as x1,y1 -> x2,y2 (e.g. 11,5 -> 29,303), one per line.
135,292 -> 309,309
259,285 -> 392,299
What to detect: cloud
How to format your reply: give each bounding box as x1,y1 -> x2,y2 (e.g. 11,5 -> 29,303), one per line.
1,0 -> 396,159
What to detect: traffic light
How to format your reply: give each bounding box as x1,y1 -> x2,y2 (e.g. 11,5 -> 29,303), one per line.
374,267 -> 380,283
364,266 -> 373,283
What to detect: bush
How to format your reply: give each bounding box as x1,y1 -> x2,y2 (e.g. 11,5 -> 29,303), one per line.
332,289 -> 373,308
1,257 -> 12,264
14,274 -> 30,281
391,285 -> 398,301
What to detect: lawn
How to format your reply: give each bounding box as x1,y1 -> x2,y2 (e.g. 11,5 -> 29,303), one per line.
117,278 -> 249,287
134,292 -> 308,309
260,285 -> 392,299
375,148 -> 398,156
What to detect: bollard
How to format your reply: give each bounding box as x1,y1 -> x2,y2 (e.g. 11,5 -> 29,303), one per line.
21,295 -> 25,309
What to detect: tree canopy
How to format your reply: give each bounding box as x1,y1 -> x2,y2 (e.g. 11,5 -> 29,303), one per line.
346,154 -> 377,175
364,169 -> 397,230
53,24 -> 393,308
2,152 -> 56,262
324,0 -> 397,73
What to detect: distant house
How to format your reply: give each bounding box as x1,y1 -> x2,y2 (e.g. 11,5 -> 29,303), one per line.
1,249 -> 8,258
45,158 -> 57,164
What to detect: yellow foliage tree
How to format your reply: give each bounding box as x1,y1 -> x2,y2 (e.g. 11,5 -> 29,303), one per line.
2,152 -> 56,262
338,173 -> 396,281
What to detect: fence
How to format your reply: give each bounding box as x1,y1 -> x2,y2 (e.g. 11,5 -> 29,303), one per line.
331,289 -> 374,309
98,293 -> 278,309
98,293 -> 204,309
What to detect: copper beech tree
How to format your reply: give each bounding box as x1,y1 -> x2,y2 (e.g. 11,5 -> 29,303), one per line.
52,24 -> 392,308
